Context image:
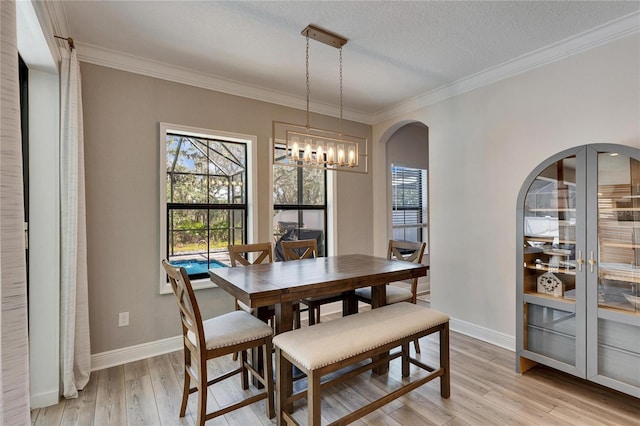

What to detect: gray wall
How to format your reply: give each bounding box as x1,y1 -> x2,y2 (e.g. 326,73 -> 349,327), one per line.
80,63 -> 373,353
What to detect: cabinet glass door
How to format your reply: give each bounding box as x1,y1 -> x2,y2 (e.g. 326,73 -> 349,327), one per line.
521,154 -> 585,375
588,148 -> 640,393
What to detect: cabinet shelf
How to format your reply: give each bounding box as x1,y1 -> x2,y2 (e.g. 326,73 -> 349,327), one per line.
524,291 -> 577,308
600,241 -> 640,249
599,265 -> 640,284
529,208 -> 576,212
524,236 -> 576,245
525,264 -> 576,275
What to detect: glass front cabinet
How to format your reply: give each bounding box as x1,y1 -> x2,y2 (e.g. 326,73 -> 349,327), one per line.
517,144 -> 640,398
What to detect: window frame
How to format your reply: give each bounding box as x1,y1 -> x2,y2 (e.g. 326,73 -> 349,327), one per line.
159,123 -> 257,294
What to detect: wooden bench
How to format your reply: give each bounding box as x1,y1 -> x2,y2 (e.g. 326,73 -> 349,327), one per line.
273,302 -> 450,426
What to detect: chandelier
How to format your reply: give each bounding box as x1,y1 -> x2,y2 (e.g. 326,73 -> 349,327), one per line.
272,25 -> 368,174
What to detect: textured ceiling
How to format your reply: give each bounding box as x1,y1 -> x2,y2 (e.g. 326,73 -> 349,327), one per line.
57,1 -> 640,118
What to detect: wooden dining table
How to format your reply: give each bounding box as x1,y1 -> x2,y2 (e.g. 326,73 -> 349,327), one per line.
209,253 -> 428,421
209,253 -> 428,333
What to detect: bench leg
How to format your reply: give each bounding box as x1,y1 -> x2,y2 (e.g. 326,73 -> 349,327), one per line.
440,323 -> 450,398
402,342 -> 410,377
276,347 -> 293,426
308,371 -> 322,426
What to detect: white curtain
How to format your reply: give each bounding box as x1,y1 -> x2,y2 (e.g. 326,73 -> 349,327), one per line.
60,47 -> 90,399
0,0 -> 31,423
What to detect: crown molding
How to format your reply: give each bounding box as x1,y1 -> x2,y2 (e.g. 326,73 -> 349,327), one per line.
372,11 -> 640,124
76,42 -> 373,125
45,5 -> 638,127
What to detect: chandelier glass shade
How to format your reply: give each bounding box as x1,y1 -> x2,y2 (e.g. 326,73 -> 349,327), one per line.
272,25 -> 368,174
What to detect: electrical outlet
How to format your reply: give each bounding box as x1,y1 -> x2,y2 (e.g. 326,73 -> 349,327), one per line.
118,312 -> 129,327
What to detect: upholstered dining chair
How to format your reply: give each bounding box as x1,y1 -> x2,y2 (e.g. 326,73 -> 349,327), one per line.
281,239 -> 348,325
355,239 -> 427,352
162,260 -> 274,425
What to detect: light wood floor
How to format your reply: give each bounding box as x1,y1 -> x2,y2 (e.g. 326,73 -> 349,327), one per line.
31,312 -> 640,425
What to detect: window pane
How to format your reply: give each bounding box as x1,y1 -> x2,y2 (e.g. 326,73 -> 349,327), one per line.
273,156 -> 324,205
169,173 -> 208,203
302,167 -> 325,205
166,134 -> 247,205
169,209 -> 207,256
273,167 -> 299,205
273,209 -> 325,261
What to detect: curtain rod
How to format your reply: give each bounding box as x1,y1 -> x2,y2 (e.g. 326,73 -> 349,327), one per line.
54,35 -> 75,50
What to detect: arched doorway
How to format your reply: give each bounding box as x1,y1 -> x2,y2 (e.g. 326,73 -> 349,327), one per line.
385,122 -> 430,296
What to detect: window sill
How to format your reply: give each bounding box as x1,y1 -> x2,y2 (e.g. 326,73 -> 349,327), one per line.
159,277 -> 217,295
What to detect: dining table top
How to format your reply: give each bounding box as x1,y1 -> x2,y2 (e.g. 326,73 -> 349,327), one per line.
208,253 -> 428,308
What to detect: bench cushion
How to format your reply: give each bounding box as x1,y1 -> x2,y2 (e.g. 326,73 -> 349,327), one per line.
272,302 -> 448,370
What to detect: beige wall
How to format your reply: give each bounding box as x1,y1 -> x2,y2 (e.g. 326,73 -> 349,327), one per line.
373,34 -> 640,346
80,63 -> 372,354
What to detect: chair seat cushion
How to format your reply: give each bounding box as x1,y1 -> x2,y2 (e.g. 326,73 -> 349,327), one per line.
273,302 -> 448,370
188,310 -> 273,350
355,285 -> 412,304
302,293 -> 345,304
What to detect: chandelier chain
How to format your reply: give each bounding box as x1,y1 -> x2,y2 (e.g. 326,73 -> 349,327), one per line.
339,46 -> 343,136
305,33 -> 310,129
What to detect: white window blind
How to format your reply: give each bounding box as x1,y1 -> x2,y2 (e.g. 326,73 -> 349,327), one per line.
391,165 -> 428,245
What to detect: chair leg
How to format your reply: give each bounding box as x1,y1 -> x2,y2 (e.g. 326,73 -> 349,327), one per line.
440,323 -> 451,398
307,305 -> 316,326
293,305 -> 301,329
180,347 -> 190,417
197,359 -> 208,426
414,338 -> 421,353
263,339 -> 275,419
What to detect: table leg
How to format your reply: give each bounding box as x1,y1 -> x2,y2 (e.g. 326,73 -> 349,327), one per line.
371,285 -> 389,374
275,301 -> 294,425
342,290 -> 357,316
251,306 -> 272,388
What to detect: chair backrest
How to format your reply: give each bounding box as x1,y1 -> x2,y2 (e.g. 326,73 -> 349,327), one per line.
387,241 -> 426,297
228,242 -> 273,267
162,260 -> 205,352
387,240 -> 426,264
281,239 -> 318,261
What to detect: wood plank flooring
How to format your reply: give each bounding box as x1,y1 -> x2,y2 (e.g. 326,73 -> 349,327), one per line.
31,312 -> 640,425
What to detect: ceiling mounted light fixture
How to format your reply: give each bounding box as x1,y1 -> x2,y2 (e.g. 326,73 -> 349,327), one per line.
272,24 -> 368,174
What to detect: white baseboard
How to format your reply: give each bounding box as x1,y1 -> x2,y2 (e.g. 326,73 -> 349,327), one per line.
316,301 -> 515,352
450,318 -> 515,352
89,312 -> 515,373
30,390 -> 60,409
91,335 -> 182,372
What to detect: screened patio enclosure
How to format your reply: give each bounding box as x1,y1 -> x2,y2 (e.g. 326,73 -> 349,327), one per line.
165,134 -> 247,279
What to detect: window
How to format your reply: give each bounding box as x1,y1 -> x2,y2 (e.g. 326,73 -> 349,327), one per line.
391,165 -> 428,246
273,146 -> 327,261
160,123 -> 256,292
